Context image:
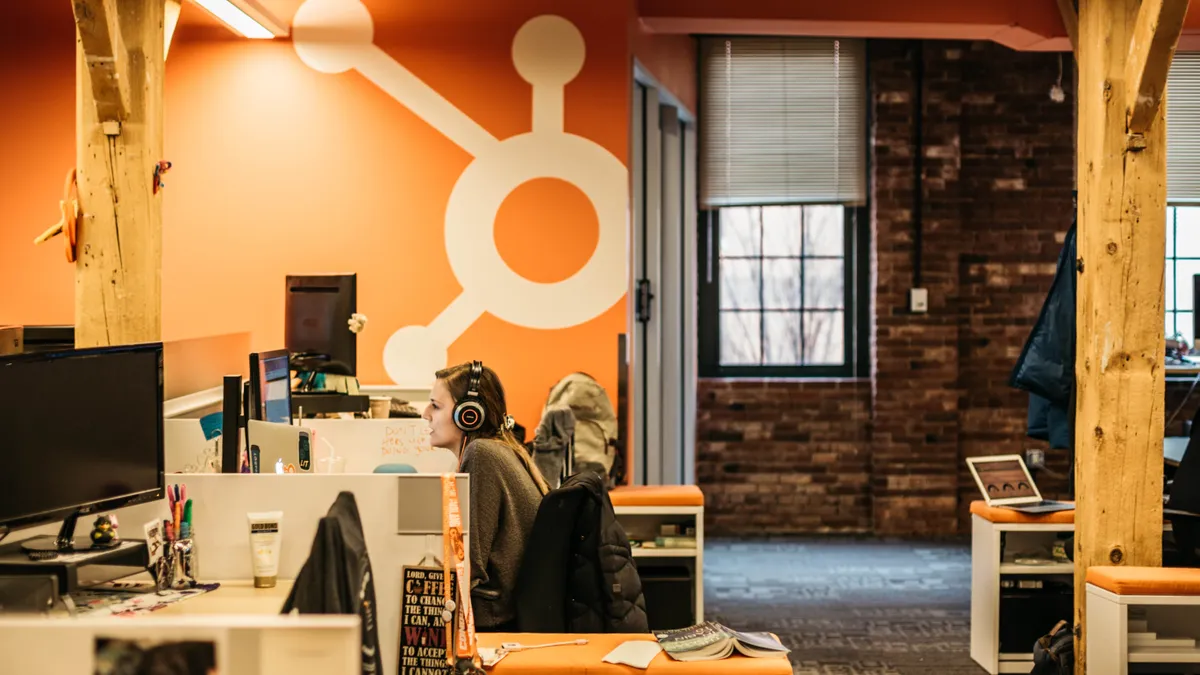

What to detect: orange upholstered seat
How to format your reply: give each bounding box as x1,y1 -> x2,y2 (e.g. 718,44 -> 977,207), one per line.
1086,566 -> 1200,596
479,633 -> 790,674
969,500 -> 1074,524
609,485 -> 705,507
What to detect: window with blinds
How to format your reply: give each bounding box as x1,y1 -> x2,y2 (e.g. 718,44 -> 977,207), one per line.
1169,52 -> 1200,204
699,37 -> 867,207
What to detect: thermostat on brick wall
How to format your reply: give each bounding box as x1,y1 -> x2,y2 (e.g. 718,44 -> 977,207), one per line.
909,288 -> 929,313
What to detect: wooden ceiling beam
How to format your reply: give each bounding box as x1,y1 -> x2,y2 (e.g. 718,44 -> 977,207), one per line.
1126,0 -> 1190,133
71,0 -> 129,123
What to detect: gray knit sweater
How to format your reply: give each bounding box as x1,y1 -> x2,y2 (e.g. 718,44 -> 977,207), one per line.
460,438 -> 543,629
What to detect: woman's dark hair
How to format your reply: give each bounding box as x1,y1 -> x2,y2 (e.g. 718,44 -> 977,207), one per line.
436,362 -> 550,495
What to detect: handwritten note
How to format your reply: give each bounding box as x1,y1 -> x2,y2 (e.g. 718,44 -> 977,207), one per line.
381,423 -> 433,458
399,566 -> 456,674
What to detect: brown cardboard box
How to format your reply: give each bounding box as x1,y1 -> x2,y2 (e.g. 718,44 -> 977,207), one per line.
0,326 -> 24,355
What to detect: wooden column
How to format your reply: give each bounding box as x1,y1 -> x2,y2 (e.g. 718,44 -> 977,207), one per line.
1074,0 -> 1187,672
72,0 -> 164,347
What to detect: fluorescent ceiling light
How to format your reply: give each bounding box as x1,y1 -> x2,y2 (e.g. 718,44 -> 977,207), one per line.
192,0 -> 289,40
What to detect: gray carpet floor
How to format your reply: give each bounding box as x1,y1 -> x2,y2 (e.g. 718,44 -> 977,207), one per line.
703,537 -> 984,675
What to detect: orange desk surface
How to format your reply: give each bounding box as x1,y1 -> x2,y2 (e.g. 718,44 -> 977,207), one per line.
1087,566 -> 1200,596
479,633 -> 790,674
610,485 -> 705,508
969,500 -> 1074,524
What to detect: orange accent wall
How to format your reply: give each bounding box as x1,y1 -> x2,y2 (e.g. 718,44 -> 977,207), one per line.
0,0 -> 637,430
0,2 -> 76,328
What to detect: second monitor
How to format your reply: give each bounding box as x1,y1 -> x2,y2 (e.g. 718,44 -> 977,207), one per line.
285,274 -> 357,377
249,350 -> 292,425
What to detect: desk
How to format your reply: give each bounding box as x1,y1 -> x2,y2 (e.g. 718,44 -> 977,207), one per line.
153,580 -> 292,615
479,633 -> 791,674
162,586 -> 789,674
610,486 -> 705,625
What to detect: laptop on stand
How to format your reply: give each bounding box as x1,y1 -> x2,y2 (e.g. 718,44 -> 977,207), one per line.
967,454 -> 1074,514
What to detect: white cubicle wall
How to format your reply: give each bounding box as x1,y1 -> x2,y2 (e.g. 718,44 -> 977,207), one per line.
165,418 -> 457,474
112,474 -> 469,675
0,615 -> 361,675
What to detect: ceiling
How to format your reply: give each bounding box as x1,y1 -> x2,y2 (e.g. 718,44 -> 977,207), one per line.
19,0 -> 1200,52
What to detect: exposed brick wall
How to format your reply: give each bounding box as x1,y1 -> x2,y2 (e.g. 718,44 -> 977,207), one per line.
698,40 -> 1079,536
696,380 -> 872,534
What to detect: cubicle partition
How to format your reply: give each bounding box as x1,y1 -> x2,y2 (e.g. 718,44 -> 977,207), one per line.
113,473 -> 469,675
164,418 -> 456,474
0,615 -> 362,674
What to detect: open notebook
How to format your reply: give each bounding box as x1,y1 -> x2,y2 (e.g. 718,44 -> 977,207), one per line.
655,622 -> 789,661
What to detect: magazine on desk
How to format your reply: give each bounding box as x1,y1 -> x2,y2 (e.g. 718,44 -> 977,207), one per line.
655,621 -> 789,661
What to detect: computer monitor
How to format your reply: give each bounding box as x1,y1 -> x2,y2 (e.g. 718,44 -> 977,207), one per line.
0,344 -> 164,550
249,350 -> 292,425
285,274 -> 357,377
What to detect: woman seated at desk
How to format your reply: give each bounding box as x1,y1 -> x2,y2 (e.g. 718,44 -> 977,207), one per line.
423,360 -> 550,631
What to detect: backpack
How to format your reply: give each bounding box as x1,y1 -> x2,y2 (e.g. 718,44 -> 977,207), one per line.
533,373 -> 623,487
1031,620 -> 1074,675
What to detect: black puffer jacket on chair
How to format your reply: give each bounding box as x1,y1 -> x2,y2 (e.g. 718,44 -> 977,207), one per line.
514,471 -> 648,633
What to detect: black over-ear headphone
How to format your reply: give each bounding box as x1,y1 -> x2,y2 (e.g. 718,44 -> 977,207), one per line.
453,361 -> 486,433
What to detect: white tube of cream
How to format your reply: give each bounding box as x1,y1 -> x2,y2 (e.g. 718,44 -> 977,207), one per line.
247,511 -> 283,588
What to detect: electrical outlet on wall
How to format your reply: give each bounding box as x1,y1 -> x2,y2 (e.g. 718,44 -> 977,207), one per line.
909,288 -> 928,313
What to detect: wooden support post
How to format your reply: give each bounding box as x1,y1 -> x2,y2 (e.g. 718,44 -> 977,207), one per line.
72,0 -> 164,347
1075,0 -> 1187,672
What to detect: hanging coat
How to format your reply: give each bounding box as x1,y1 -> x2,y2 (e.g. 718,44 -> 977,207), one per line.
1010,219 -> 1077,447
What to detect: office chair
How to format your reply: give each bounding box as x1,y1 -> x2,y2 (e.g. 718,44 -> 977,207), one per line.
1166,409 -> 1200,567
373,463 -> 417,474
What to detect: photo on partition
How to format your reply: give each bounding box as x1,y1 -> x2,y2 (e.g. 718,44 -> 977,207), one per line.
94,637 -> 218,675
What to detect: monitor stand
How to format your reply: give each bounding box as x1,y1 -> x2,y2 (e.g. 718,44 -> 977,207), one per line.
19,510 -> 121,560
0,510 -> 147,595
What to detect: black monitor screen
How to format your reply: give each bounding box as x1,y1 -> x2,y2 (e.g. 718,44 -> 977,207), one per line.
285,274 -> 356,376
0,344 -> 164,530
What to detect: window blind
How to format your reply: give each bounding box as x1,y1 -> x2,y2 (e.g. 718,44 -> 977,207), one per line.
1169,52 -> 1200,204
700,37 -> 867,208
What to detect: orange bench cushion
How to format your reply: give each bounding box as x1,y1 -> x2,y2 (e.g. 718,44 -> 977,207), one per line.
1087,566 -> 1200,596
969,500 -> 1074,524
480,633 -> 790,674
610,485 -> 705,508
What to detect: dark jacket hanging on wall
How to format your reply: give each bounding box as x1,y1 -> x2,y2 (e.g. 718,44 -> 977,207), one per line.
1010,219 -> 1077,449
282,491 -> 382,675
514,472 -> 648,633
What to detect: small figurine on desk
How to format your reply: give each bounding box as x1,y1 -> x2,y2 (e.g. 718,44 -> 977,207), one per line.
90,514 -> 120,548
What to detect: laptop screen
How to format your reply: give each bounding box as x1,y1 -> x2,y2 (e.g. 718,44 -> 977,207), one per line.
974,459 -> 1037,500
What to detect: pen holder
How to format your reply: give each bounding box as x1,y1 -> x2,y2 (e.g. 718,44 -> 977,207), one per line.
154,538 -> 199,592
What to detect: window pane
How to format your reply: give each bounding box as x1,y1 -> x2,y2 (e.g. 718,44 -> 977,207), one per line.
762,206 -> 802,257
1168,312 -> 1180,343
764,312 -> 801,364
720,206 -> 761,257
1177,206 -> 1200,258
763,260 -> 801,309
720,259 -> 761,309
1167,264 -> 1176,312
803,311 -> 844,364
1178,311 -> 1195,347
804,259 -> 845,309
1176,259 -> 1200,312
1168,207 -> 1176,258
721,312 -> 761,364
804,205 -> 844,257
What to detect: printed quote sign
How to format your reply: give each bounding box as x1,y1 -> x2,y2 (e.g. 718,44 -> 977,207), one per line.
399,566 -> 458,674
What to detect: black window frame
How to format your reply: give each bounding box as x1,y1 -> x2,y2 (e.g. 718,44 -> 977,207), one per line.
1167,204 -> 1200,345
698,204 -> 870,378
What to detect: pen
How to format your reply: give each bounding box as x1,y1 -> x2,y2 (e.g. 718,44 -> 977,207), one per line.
182,499 -> 193,539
